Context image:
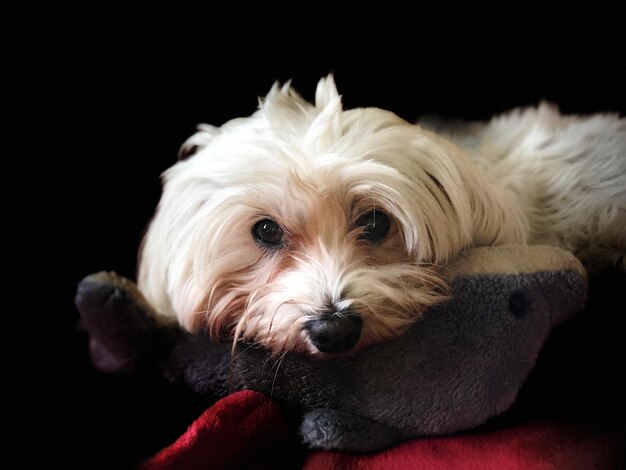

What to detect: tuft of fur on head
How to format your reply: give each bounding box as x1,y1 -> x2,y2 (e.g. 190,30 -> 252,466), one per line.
138,75 -> 527,357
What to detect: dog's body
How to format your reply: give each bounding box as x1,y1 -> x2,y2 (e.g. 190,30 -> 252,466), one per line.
421,103 -> 626,268
138,76 -> 625,357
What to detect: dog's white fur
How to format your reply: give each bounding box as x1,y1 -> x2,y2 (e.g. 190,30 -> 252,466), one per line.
421,104 -> 626,267
138,75 -> 626,357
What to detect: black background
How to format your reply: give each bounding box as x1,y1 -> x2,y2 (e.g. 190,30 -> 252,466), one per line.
7,3 -> 626,468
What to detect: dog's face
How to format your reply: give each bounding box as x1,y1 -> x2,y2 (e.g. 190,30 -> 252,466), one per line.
138,76 -> 525,357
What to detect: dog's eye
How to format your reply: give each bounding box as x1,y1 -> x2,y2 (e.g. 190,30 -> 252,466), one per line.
356,210 -> 390,241
253,219 -> 284,247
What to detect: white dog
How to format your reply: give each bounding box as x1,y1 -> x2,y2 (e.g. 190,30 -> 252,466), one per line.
138,75 -> 625,357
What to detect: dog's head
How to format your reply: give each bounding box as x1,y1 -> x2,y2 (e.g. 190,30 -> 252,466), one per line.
138,76 -> 526,357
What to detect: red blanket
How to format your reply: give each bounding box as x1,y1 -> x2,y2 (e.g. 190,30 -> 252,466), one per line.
142,390 -> 623,470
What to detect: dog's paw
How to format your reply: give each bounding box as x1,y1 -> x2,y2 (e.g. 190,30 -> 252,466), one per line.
300,408 -> 399,452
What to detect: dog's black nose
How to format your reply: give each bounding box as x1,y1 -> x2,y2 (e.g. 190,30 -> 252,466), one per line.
306,312 -> 362,353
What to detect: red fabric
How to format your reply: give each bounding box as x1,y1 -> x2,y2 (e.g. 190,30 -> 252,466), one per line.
304,423 -> 624,470
143,390 -> 624,469
142,390 -> 291,469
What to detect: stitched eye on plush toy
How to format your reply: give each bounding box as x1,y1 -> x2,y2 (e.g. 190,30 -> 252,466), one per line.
253,219 -> 284,247
356,210 -> 391,241
508,292 -> 529,317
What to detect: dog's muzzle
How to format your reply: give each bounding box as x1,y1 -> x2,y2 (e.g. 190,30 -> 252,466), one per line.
305,310 -> 362,353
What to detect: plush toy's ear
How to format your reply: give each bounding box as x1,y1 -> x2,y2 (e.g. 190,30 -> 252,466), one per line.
444,244 -> 586,281
178,123 -> 221,160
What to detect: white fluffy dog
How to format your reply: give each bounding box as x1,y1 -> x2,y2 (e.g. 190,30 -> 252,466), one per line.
138,75 -> 625,357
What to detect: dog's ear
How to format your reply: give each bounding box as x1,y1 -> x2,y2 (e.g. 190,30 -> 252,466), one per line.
464,166 -> 529,248
178,123 -> 221,160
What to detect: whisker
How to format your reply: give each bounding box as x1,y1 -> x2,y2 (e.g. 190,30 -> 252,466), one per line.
270,351 -> 288,400
229,342 -> 258,365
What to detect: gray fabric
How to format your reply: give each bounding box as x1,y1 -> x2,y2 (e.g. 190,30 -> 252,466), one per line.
75,245 -> 587,451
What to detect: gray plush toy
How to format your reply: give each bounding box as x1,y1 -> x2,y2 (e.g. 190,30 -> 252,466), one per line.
75,245 -> 586,452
